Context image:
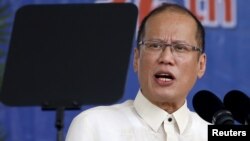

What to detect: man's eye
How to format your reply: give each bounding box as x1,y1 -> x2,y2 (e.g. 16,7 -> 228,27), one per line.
174,44 -> 189,52
147,43 -> 162,49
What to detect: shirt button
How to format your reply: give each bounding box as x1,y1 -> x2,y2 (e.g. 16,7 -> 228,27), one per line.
168,117 -> 172,122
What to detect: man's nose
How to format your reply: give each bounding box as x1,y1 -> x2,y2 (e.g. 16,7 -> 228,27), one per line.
157,46 -> 175,65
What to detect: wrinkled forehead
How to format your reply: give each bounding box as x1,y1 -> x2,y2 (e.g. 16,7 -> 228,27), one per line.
144,11 -> 198,44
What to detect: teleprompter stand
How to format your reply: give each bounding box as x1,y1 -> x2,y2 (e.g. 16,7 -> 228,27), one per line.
0,3 -> 138,141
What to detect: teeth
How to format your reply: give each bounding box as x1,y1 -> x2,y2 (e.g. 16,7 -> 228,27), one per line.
159,77 -> 171,81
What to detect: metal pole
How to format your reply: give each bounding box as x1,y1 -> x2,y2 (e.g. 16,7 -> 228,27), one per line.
56,107 -> 65,141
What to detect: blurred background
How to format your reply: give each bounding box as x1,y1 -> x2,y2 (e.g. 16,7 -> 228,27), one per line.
0,0 -> 249,141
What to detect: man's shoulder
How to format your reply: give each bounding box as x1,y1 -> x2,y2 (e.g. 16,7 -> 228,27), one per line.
185,110 -> 210,140
74,100 -> 134,120
189,110 -> 211,125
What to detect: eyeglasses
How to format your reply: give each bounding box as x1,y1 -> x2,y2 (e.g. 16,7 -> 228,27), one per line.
139,40 -> 202,56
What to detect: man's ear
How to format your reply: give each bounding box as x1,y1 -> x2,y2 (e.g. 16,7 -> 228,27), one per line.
133,48 -> 139,73
197,53 -> 206,78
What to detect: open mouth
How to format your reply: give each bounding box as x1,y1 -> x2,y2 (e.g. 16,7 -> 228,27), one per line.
154,72 -> 175,83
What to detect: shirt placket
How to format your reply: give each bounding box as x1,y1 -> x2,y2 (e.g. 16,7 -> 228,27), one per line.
163,116 -> 179,141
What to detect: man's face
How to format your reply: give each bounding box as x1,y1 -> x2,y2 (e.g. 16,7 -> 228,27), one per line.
134,11 -> 206,107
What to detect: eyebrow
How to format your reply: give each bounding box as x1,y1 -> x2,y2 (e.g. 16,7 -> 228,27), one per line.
172,40 -> 191,45
144,39 -> 191,45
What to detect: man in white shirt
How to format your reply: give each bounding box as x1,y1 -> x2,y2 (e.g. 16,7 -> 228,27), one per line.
66,2 -> 208,141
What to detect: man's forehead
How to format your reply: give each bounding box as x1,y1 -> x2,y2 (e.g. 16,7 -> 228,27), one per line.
148,9 -> 194,22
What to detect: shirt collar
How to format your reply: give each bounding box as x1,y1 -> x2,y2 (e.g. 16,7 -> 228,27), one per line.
172,100 -> 190,134
134,90 -> 190,134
